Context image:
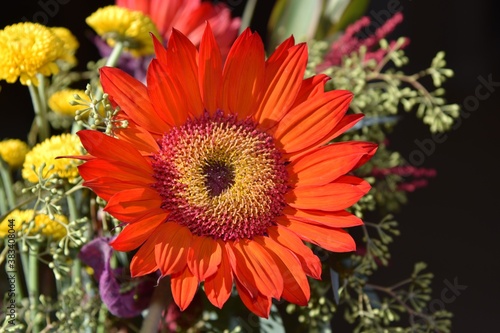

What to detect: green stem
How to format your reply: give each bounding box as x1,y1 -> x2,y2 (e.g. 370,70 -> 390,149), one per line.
65,183 -> 83,286
0,158 -> 16,210
0,180 -> 7,215
2,239 -> 24,303
240,0 -> 258,33
139,277 -> 172,333
28,243 -> 40,333
96,303 -> 107,333
105,41 -> 125,68
72,41 -> 125,134
28,76 -> 50,143
65,184 -> 79,222
94,41 -> 124,102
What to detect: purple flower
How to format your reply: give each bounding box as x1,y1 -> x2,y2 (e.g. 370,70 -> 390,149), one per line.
79,236 -> 156,318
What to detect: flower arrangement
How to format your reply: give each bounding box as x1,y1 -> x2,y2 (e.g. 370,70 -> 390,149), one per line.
0,0 -> 459,332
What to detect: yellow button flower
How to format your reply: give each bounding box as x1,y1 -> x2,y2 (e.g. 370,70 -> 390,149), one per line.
0,22 -> 65,86
22,133 -> 83,183
0,139 -> 30,169
86,5 -> 162,57
50,27 -> 80,66
48,89 -> 88,118
0,209 -> 67,240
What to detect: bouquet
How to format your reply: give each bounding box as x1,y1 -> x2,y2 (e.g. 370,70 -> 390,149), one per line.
0,0 -> 460,332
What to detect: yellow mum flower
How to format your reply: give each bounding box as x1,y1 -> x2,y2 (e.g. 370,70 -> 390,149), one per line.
0,139 -> 30,169
0,209 -> 67,240
48,89 -> 88,118
50,27 -> 79,66
0,22 -> 65,86
22,133 -> 83,183
86,5 -> 161,57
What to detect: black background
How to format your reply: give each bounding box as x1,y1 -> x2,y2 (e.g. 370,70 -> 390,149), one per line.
1,1 -> 498,332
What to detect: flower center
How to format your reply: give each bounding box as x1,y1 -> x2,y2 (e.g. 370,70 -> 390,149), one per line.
152,111 -> 288,241
203,161 -> 235,197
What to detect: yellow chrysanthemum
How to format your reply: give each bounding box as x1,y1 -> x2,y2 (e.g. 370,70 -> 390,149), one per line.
50,27 -> 79,66
86,5 -> 161,57
0,22 -> 65,86
0,209 -> 67,240
0,139 -> 30,169
48,89 -> 88,118
22,133 -> 83,183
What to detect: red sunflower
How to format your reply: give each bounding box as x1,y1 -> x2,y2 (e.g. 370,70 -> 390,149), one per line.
74,24 -> 377,317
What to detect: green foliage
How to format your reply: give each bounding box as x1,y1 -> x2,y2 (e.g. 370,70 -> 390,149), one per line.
307,37 -> 461,133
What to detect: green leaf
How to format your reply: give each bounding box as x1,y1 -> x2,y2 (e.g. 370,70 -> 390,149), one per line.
327,0 -> 371,37
267,0 -> 323,53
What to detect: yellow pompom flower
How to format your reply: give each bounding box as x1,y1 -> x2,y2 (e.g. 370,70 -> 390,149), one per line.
50,27 -> 79,66
22,133 -> 83,183
0,22 -> 65,86
0,209 -> 67,240
48,89 -> 88,118
86,5 -> 161,57
0,139 -> 30,169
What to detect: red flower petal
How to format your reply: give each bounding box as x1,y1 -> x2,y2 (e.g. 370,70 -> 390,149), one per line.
255,43 -> 308,129
104,188 -> 164,223
130,236 -> 158,277
167,29 -> 204,119
273,90 -> 353,153
100,67 -> 169,134
284,206 -> 363,228
278,216 -> 357,252
235,279 -> 272,318
267,226 -> 322,279
186,235 -> 222,281
289,141 -> 378,187
147,59 -> 190,126
286,175 -> 371,211
110,213 -> 168,252
198,22 -> 222,116
227,240 -> 283,299
154,223 -> 193,276
220,28 -> 265,119
204,240 -> 233,308
171,267 -> 199,311
254,236 -> 310,305
290,74 -> 330,108
78,159 -> 154,185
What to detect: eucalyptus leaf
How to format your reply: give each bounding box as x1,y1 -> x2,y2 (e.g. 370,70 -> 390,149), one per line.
327,0 -> 371,36
267,0 -> 323,52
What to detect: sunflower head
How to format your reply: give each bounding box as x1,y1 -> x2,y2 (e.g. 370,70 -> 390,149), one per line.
86,5 -> 162,57
73,24 -> 377,318
0,139 -> 30,169
0,22 -> 65,86
22,133 -> 83,183
0,209 -> 67,240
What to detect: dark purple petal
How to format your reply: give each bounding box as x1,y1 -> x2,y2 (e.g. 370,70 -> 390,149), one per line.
79,237 -> 156,318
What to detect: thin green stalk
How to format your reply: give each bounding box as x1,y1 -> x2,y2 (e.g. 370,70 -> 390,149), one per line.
0,158 -> 16,210
72,41 -> 125,134
240,0 -> 258,33
28,243 -> 41,333
105,41 -> 125,68
0,179 -> 7,215
65,183 -> 83,286
96,303 -> 107,333
139,277 -> 172,333
2,239 -> 24,303
94,41 -> 125,102
28,77 -> 50,143
19,242 -> 29,284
